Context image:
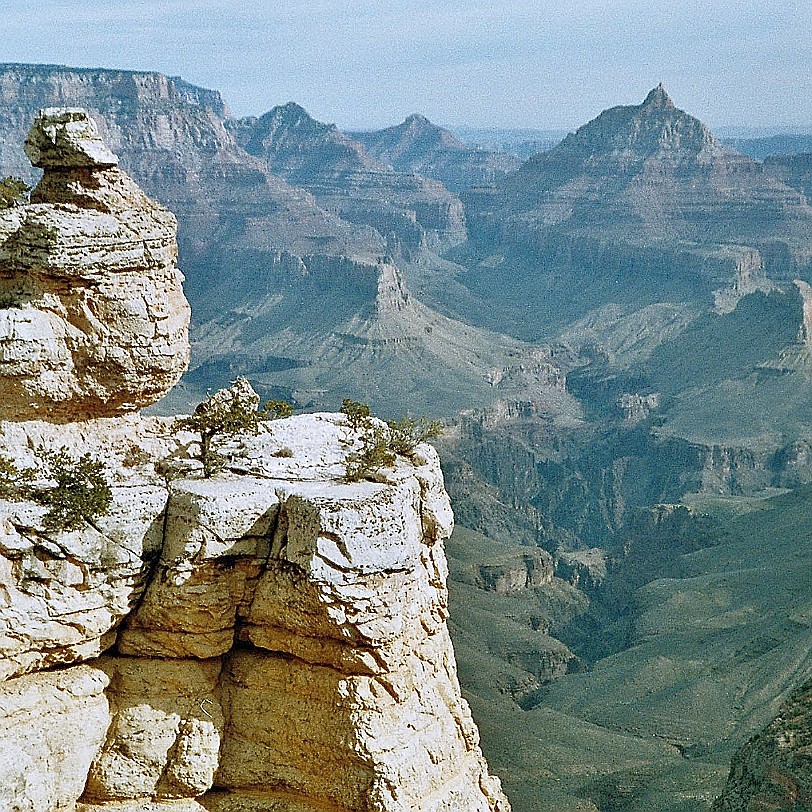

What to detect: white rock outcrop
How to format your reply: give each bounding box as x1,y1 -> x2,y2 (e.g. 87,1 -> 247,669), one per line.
0,108 -> 190,421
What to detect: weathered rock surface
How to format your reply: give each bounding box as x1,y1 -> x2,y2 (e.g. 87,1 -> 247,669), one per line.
0,415 -> 175,680
0,108 -> 509,812
0,665 -> 110,812
0,107 -> 190,420
1,409 -> 509,811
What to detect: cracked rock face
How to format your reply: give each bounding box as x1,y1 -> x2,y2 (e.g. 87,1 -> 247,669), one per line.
1,412 -> 511,812
0,108 -> 190,421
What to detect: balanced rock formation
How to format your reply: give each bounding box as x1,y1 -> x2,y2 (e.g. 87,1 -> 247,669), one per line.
0,115 -> 509,811
0,107 -> 190,421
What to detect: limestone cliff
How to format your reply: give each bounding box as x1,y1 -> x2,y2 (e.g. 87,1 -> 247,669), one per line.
0,111 -> 510,812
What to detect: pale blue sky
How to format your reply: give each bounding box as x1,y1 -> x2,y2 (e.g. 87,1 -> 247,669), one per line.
3,0 -> 811,130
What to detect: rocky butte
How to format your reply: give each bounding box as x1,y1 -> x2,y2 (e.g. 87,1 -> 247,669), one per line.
0,109 -> 510,812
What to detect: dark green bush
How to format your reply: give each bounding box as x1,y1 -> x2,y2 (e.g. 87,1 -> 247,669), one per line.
37,449 -> 113,531
340,399 -> 444,480
0,176 -> 30,209
263,399 -> 294,420
386,416 -> 444,456
0,449 -> 112,531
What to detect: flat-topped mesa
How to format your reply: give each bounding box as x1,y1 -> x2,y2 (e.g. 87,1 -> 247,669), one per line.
0,107 -> 190,422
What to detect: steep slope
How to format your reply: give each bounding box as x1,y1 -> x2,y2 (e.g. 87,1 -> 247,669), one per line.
713,678 -> 812,810
535,485 -> 812,810
183,253 -> 548,417
458,85 -> 812,338
231,103 -> 467,255
353,113 -> 521,193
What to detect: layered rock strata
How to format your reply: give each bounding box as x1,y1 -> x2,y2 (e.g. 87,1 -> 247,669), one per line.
1,411 -> 511,812
0,107 -> 190,421
0,112 -> 509,812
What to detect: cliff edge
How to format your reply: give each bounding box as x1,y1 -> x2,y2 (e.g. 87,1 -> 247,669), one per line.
0,110 -> 510,812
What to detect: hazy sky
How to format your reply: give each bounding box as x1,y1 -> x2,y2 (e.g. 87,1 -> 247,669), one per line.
4,0 -> 812,130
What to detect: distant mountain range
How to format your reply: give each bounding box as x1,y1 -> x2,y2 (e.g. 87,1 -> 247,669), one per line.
0,62 -> 533,415
3,65 -> 812,811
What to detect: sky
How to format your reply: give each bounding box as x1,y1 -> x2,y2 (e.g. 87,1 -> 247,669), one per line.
4,0 -> 812,131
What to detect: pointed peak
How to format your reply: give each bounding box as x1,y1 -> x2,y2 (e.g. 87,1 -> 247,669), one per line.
280,101 -> 308,114
266,101 -> 312,122
404,113 -> 430,127
642,83 -> 674,110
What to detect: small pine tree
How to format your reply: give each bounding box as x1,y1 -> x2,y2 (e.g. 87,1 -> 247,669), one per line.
0,449 -> 112,531
177,379 -> 293,477
37,449 -> 113,531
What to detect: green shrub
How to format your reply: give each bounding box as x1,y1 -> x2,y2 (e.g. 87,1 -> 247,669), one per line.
263,399 -> 294,420
344,423 -> 396,482
0,176 -> 30,209
386,416 -> 444,456
341,398 -> 371,428
339,399 -> 443,480
0,449 -> 112,531
37,449 -> 113,531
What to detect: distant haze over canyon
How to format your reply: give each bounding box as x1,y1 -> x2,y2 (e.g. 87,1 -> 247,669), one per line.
1,62 -> 811,812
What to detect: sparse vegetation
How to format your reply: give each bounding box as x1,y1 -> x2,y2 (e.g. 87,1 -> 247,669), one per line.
341,398 -> 371,428
37,449 -> 113,531
273,446 -> 294,458
0,176 -> 30,209
340,399 -> 443,481
387,415 -> 444,456
0,449 -> 112,531
263,399 -> 294,419
0,453 -> 35,500
177,379 -> 293,477
344,423 -> 395,482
